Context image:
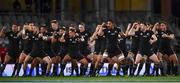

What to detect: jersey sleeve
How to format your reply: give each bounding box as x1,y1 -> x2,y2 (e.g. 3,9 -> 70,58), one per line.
150,30 -> 154,35
117,28 -> 121,33
166,30 -> 173,35
4,31 -> 10,37
103,28 -> 108,36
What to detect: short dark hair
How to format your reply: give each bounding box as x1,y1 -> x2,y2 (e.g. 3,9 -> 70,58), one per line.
12,22 -> 18,26
27,21 -> 34,24
79,22 -> 85,26
41,24 -> 46,27
160,21 -> 168,25
59,26 -> 66,30
108,19 -> 113,23
69,28 -> 76,32
51,20 -> 58,24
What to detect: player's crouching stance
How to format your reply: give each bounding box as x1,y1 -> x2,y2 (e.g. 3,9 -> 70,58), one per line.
22,26 -> 52,77
134,23 -> 160,76
0,24 -> 21,77
158,22 -> 179,76
60,28 -> 89,76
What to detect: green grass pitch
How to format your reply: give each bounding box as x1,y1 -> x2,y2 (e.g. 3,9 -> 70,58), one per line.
0,76 -> 180,83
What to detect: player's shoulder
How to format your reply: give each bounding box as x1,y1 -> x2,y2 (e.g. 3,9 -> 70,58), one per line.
166,30 -> 173,34
5,31 -> 14,36
115,27 -> 121,31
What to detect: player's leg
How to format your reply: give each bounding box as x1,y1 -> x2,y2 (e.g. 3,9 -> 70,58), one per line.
51,56 -> 59,76
79,57 -> 89,76
16,53 -> 27,76
42,56 -> 52,76
0,54 -> 11,76
149,53 -> 160,76
169,53 -> 179,76
23,55 -> 32,76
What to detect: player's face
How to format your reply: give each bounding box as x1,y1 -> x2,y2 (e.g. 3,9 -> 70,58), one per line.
107,21 -> 113,28
51,22 -> 58,30
28,23 -> 34,31
134,24 -> 139,29
68,30 -> 75,37
59,29 -> 65,35
160,23 -> 167,31
146,24 -> 151,30
156,24 -> 160,30
40,27 -> 46,33
97,25 -> 102,29
79,25 -> 85,32
140,23 -> 146,31
12,24 -> 18,32
33,27 -> 39,33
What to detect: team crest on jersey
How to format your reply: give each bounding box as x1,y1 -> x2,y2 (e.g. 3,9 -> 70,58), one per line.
75,38 -> 79,41
13,36 -> 18,38
108,30 -> 111,33
85,33 -> 88,36
111,33 -> 115,35
72,40 -> 77,43
10,34 -> 17,38
147,33 -> 150,36
161,32 -> 164,34
35,38 -> 39,40
143,35 -> 147,38
115,30 -> 117,33
140,33 -> 143,35
10,34 -> 13,37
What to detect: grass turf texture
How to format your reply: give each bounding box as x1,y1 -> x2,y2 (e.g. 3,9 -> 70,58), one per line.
0,76 -> 180,83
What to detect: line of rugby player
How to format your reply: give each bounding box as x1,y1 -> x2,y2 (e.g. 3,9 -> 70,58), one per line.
0,20 -> 179,77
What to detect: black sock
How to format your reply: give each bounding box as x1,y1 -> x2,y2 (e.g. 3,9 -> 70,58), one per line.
0,64 -> 6,76
121,64 -> 127,75
145,62 -> 150,76
29,66 -> 34,76
0,62 -> 1,75
74,65 -> 79,76
129,64 -> 134,76
154,64 -> 159,76
173,65 -> 178,76
12,63 -> 18,76
46,70 -> 50,77
89,63 -> 95,76
166,61 -> 173,75
137,63 -> 143,76
80,64 -> 87,75
133,64 -> 137,75
23,67 -> 27,76
159,61 -> 165,76
53,63 -> 58,76
80,64 -> 84,75
16,63 -> 22,76
166,64 -> 171,75
36,64 -> 40,76
41,63 -> 47,76
107,64 -> 113,76
125,65 -> 129,75
60,63 -> 66,75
